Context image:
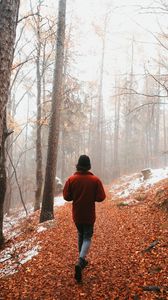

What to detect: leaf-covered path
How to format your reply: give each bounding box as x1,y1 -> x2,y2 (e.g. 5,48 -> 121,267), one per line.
0,182 -> 168,300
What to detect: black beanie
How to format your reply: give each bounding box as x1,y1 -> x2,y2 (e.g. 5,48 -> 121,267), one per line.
76,155 -> 91,171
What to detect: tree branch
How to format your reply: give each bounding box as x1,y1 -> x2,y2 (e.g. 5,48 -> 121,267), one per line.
18,13 -> 38,24
112,87 -> 167,98
127,102 -> 168,116
6,149 -> 28,216
12,57 -> 34,71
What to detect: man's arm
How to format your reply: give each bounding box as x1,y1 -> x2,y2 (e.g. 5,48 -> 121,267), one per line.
95,179 -> 106,202
63,179 -> 73,201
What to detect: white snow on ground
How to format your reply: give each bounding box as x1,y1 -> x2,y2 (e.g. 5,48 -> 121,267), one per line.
3,203 -> 34,240
19,246 -> 39,264
3,196 -> 65,240
0,237 -> 40,278
1,170 -> 167,278
36,225 -> 47,233
54,196 -> 65,206
1,196 -> 65,278
111,167 -> 168,199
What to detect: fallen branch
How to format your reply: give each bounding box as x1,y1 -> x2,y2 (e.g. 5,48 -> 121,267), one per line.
142,286 -> 161,292
143,240 -> 159,253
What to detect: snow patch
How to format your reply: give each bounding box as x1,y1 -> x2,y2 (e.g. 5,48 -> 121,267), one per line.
19,246 -> 39,264
37,225 -> 47,233
3,204 -> 34,240
3,197 -> 65,240
1,197 -> 66,278
111,167 -> 168,199
0,237 -> 40,278
54,196 -> 65,207
145,168 -> 168,185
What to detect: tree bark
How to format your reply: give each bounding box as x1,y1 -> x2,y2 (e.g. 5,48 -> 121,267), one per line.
113,83 -> 120,178
96,19 -> 106,178
163,98 -> 167,165
0,0 -> 20,145
34,5 -> 43,211
4,135 -> 12,215
40,0 -> 66,222
0,117 -> 7,245
0,0 -> 20,245
60,129 -> 66,182
124,38 -> 134,173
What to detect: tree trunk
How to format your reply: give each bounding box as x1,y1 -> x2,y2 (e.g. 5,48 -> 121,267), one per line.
4,90 -> 13,215
113,83 -> 120,178
96,18 -> 107,178
61,129 -> 66,182
0,118 -> 7,244
125,38 -> 134,173
163,98 -> 167,165
144,78 -> 150,168
124,92 -> 131,173
0,0 -> 19,144
4,134 -> 13,215
154,100 -> 160,167
40,0 -> 66,223
0,0 -> 20,245
34,6 -> 43,211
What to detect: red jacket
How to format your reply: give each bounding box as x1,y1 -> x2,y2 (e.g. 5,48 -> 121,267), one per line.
63,171 -> 106,224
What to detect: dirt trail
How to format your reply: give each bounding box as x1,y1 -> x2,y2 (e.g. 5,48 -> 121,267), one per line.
0,193 -> 167,300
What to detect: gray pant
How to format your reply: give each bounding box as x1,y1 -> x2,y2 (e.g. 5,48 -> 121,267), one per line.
75,224 -> 94,259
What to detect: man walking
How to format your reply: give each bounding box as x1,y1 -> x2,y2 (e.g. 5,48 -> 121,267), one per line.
63,155 -> 106,283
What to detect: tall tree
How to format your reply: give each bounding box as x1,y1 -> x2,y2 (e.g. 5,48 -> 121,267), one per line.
113,80 -> 121,178
40,0 -> 66,222
95,15 -> 107,178
33,2 -> 43,211
0,0 -> 20,245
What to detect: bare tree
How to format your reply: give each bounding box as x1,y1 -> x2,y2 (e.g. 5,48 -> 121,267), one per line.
33,2 -> 43,211
93,14 -> 108,178
113,79 -> 121,178
40,0 -> 66,222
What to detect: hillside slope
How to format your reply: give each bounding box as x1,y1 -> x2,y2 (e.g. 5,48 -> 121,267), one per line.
0,177 -> 168,299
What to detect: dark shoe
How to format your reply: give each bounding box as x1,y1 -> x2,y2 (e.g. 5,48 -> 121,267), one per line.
75,264 -> 82,283
79,257 -> 88,269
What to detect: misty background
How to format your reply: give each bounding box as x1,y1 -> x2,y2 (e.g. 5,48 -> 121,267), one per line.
6,0 -> 168,211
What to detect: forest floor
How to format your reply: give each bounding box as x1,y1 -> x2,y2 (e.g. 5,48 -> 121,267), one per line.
0,175 -> 168,299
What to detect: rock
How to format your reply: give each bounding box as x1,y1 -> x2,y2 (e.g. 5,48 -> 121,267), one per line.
141,168 -> 152,180
148,266 -> 162,274
159,198 -> 168,212
135,193 -> 147,201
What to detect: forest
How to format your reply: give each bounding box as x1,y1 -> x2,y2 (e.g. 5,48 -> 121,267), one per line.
0,0 -> 168,299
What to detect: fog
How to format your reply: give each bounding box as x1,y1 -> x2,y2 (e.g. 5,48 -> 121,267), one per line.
7,0 -> 168,209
